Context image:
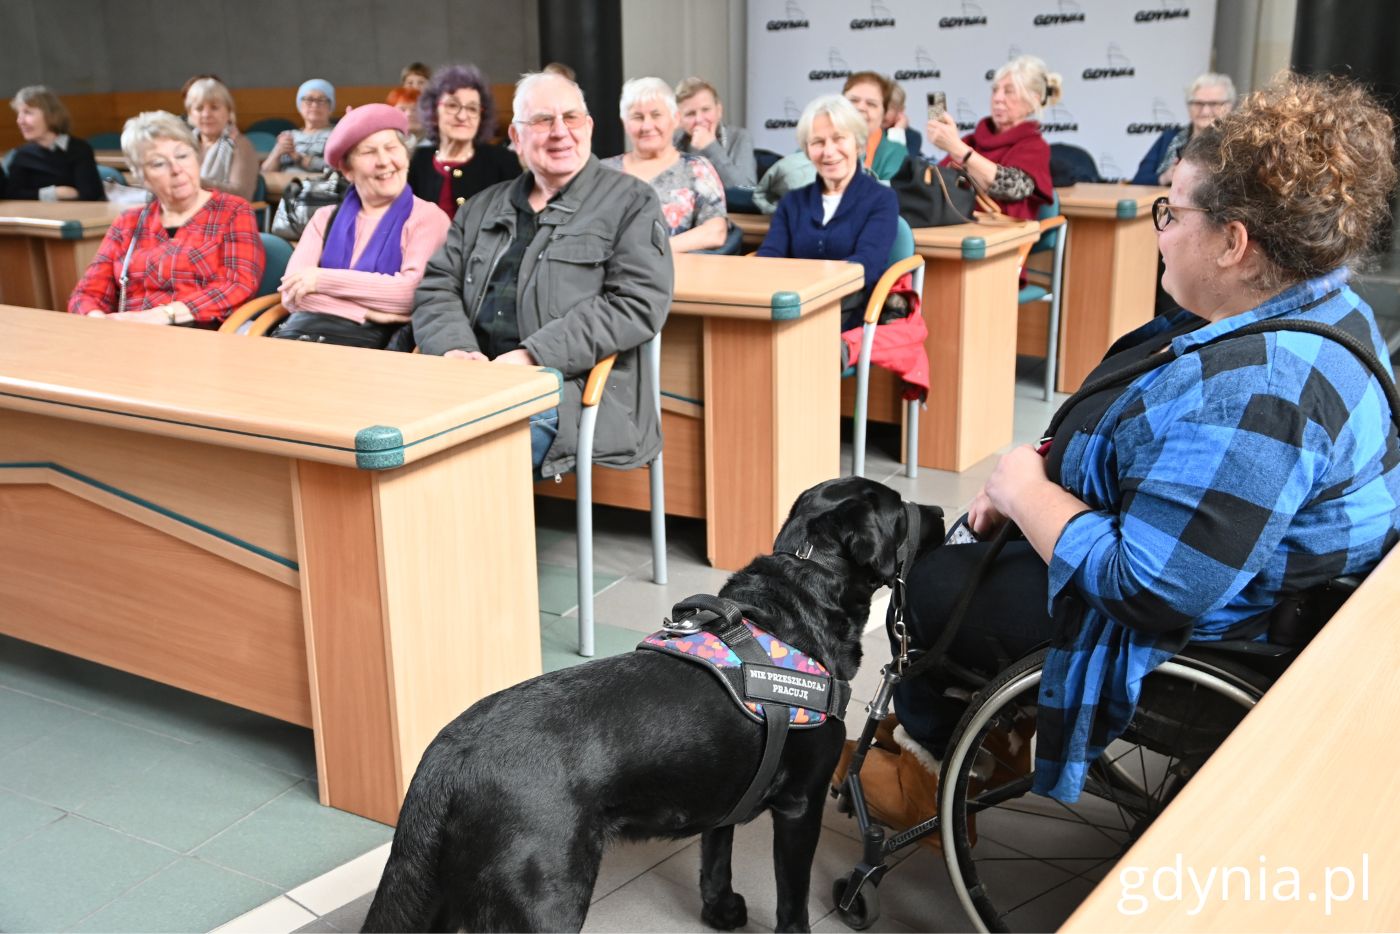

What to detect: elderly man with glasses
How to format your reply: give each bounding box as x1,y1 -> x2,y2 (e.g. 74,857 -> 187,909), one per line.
413,71 -> 673,476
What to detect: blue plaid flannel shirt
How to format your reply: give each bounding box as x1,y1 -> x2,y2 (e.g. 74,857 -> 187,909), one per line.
1035,269 -> 1400,801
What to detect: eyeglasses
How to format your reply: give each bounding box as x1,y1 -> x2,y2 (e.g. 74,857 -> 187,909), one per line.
439,100 -> 481,118
300,96 -> 332,106
515,111 -> 589,131
1187,99 -> 1229,110
142,149 -> 199,176
1151,196 -> 1211,232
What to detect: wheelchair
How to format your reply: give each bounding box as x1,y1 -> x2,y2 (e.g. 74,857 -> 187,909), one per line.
829,577 -> 1360,933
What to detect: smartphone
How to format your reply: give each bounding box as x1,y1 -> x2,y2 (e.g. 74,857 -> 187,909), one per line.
927,91 -> 947,122
944,513 -> 980,546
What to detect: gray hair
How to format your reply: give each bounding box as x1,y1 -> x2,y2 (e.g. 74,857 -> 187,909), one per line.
796,95 -> 867,151
993,54 -> 1063,116
512,71 -> 588,125
184,77 -> 236,116
1188,72 -> 1237,104
120,111 -> 199,180
618,77 -> 676,120
10,85 -> 71,135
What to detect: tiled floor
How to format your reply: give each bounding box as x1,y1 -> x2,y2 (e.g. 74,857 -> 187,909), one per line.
5,372 -> 1068,933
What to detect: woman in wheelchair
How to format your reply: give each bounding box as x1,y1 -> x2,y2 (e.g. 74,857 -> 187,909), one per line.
836,74 -> 1400,931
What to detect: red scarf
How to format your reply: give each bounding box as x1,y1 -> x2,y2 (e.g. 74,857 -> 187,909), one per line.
945,118 -> 1052,220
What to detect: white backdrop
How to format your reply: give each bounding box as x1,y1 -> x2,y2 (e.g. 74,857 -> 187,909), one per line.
746,0 -> 1215,181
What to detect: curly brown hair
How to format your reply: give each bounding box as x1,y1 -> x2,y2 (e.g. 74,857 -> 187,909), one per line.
1182,72 -> 1397,290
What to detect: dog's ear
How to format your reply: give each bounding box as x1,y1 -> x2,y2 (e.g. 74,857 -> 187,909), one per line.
820,492 -> 901,582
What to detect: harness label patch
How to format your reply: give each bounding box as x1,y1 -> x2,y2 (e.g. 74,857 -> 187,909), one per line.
745,665 -> 830,710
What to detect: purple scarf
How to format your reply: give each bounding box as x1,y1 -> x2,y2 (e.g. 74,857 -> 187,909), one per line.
319,185 -> 413,273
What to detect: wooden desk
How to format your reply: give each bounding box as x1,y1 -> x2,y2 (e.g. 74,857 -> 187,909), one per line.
728,213 -> 1039,472
0,307 -> 559,825
541,254 -> 863,570
1063,546 -> 1400,932
1053,183 -> 1165,393
0,200 -> 127,311
94,149 -> 129,169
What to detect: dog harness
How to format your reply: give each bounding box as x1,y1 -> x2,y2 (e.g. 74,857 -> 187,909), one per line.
637,593 -> 852,826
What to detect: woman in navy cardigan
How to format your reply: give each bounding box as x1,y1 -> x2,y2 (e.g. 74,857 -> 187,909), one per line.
757,95 -> 898,331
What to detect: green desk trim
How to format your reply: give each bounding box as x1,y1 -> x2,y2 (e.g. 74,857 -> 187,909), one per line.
771,290 -> 802,320
0,461 -> 299,570
1116,199 -> 1140,220
960,236 -> 987,260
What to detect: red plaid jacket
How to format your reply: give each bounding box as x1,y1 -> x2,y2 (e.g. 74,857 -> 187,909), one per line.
67,191 -> 265,325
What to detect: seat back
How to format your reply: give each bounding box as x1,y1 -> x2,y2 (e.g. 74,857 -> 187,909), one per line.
1030,193 -> 1063,254
247,118 -> 297,136
246,131 -> 278,156
96,164 -> 125,186
257,233 -> 294,297
888,216 -> 922,295
1049,143 -> 1101,185
754,148 -> 783,178
88,132 -> 122,150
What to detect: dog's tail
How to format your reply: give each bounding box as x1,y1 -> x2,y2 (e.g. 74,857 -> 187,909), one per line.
361,759 -> 453,932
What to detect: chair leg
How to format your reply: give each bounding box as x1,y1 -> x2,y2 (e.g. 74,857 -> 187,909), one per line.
576,408 -> 599,658
650,453 -> 667,585
905,399 -> 919,479
1044,230 -> 1067,401
853,324 -> 877,478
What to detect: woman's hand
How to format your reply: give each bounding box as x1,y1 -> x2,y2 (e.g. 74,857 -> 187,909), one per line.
108,307 -> 172,325
925,112 -> 964,157
689,122 -> 716,151
275,131 -> 295,156
966,490 -> 1008,538
983,444 -> 1051,526
493,348 -> 537,366
280,268 -> 319,306
444,349 -> 489,361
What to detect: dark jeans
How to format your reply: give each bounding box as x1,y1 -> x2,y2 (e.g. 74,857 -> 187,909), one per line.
271,311 -> 407,350
892,539 -> 1055,757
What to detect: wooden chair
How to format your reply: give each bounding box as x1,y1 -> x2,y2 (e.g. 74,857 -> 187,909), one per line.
218,233 -> 293,335
850,216 -> 926,479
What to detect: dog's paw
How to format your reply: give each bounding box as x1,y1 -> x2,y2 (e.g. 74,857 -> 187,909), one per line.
701,891 -> 747,930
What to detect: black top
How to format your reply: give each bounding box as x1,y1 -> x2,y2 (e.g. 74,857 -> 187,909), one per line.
6,136 -> 105,201
473,173 -> 539,359
407,143 -> 522,217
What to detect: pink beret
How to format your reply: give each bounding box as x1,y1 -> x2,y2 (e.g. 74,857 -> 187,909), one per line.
324,103 -> 409,171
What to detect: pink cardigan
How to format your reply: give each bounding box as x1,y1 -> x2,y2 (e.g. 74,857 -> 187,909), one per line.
281,194 -> 450,324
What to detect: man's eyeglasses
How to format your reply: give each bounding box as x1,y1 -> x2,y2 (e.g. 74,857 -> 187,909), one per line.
439,100 -> 481,117
300,96 -> 332,106
1187,99 -> 1229,110
1151,196 -> 1210,232
515,111 -> 589,131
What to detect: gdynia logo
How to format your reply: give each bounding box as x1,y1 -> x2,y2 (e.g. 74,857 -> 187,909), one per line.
940,0 -> 987,28
764,99 -> 802,130
1034,1 -> 1085,26
1040,106 -> 1079,133
851,1 -> 895,30
766,0 -> 809,30
1082,43 -> 1134,80
895,47 -> 941,80
808,48 -> 852,81
1135,5 -> 1189,22
1128,99 -> 1181,134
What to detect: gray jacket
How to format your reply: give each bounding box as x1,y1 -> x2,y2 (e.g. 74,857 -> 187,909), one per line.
413,156 -> 673,478
675,124 -> 757,188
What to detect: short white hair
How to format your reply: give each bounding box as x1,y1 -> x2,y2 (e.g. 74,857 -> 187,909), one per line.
512,71 -> 588,124
184,77 -> 235,116
1188,72 -> 1237,104
121,110 -> 199,180
993,55 -> 1063,116
796,95 -> 867,151
618,77 -> 676,119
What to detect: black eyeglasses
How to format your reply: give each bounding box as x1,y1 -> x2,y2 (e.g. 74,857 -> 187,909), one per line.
1151,196 -> 1210,232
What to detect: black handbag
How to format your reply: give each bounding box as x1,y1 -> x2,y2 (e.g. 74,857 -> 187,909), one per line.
889,154 -> 978,228
271,169 -> 349,241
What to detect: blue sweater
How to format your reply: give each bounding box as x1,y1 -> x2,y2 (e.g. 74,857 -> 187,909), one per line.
756,169 -> 898,294
1131,127 -> 1187,186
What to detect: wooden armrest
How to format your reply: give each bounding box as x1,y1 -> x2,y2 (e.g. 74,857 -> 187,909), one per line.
245,303 -> 289,336
1038,215 -> 1066,234
219,293 -> 282,333
862,255 -> 926,325
582,354 -> 618,408
1014,240 -> 1034,269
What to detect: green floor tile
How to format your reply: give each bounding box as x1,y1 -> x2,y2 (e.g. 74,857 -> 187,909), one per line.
71,856 -> 280,933
535,526 -> 572,552
541,617 -> 644,672
195,783 -> 392,890
0,636 -> 134,713
0,712 -> 186,811
0,686 -> 82,756
93,671 -> 268,744
79,743 -> 302,852
0,814 -> 176,932
198,709 -> 319,780
0,789 -> 63,852
537,562 -> 620,615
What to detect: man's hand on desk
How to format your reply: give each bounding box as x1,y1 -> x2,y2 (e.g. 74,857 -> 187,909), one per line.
492,348 -> 537,366
444,349 -> 489,362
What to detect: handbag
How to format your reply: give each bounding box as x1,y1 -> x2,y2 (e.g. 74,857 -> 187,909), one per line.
889,155 -> 978,227
271,169 -> 348,241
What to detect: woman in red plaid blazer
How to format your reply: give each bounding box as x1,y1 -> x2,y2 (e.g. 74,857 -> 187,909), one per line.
68,110 -> 264,327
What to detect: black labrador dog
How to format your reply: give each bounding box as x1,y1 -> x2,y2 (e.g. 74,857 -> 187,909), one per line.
363,477 -> 943,933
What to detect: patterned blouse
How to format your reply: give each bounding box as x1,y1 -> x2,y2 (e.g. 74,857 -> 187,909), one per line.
601,151 -> 725,236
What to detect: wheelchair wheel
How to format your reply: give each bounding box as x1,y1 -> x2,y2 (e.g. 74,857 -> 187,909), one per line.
938,647 -> 1268,933
831,873 -> 880,931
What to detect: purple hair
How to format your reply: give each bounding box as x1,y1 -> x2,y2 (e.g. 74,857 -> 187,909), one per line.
420,64 -> 495,146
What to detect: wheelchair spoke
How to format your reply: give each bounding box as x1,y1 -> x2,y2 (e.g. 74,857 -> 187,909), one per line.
983,804 -> 1132,837
999,853 -> 1121,918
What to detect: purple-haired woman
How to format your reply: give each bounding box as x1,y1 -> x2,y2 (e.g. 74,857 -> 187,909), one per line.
407,64 -> 521,218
